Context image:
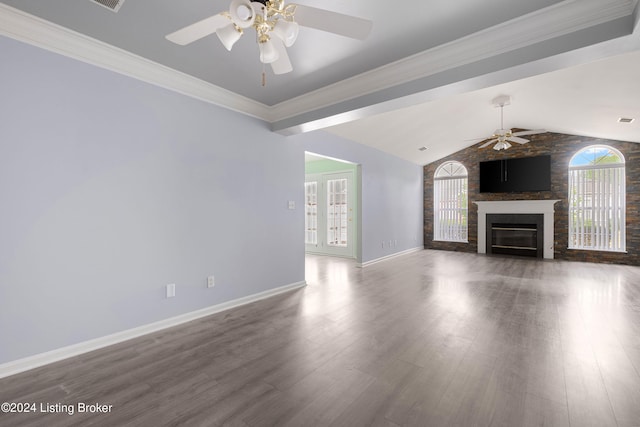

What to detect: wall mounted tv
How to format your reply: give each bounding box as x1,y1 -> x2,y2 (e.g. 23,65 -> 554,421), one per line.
479,155 -> 551,193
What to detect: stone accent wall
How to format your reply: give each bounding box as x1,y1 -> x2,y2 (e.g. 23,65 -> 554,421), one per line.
423,132 -> 640,265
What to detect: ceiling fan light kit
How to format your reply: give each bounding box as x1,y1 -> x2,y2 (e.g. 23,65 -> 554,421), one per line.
272,18 -> 299,47
216,19 -> 243,51
493,141 -> 512,151
476,95 -> 546,151
165,0 -> 372,77
258,37 -> 279,63
229,0 -> 256,28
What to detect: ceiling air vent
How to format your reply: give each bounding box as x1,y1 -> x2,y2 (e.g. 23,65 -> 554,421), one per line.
618,117 -> 635,124
90,0 -> 125,12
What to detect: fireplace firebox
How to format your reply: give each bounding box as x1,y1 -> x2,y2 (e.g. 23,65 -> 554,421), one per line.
486,214 -> 544,258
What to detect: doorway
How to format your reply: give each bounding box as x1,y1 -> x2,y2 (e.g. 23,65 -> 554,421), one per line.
305,152 -> 360,260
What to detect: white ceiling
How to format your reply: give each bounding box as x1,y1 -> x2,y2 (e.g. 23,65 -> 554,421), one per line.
1,0 -> 639,165
326,49 -> 640,164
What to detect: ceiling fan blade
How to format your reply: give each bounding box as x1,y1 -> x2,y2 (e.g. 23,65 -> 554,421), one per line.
512,129 -> 546,137
507,136 -> 529,144
270,38 -> 293,75
293,4 -> 372,40
479,138 -> 498,148
166,14 -> 229,45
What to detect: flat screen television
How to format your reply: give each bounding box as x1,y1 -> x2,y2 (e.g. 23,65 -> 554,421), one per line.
479,155 -> 551,193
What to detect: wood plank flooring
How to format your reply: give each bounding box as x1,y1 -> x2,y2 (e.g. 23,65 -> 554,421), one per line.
2,250 -> 640,426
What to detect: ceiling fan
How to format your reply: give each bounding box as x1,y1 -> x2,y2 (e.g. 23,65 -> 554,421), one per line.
165,0 -> 373,78
477,95 -> 546,151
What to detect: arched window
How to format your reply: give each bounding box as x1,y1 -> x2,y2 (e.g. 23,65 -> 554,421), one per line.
434,161 -> 468,242
568,145 -> 625,251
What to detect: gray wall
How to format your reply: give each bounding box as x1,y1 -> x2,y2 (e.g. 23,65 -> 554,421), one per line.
0,36 -> 304,364
300,132 -> 424,264
0,34 -> 423,365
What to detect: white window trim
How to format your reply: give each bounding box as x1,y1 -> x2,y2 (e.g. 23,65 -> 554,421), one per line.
434,161 -> 469,243
568,145 -> 626,252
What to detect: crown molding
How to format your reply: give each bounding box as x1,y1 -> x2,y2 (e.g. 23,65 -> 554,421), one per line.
1,0 -> 637,127
0,3 -> 271,121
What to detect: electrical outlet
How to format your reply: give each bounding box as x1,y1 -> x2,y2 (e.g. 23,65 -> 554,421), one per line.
166,283 -> 176,298
207,275 -> 215,288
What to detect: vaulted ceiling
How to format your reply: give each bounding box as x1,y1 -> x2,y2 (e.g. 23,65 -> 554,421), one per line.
1,0 -> 639,165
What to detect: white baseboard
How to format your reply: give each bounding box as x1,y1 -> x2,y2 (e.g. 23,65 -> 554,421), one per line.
0,281 -> 306,379
357,247 -> 423,268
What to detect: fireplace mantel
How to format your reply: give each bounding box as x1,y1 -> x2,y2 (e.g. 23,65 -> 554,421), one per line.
474,200 -> 560,259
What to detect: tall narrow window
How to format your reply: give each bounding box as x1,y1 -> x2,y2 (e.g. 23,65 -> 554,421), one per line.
327,178 -> 348,247
569,145 -> 625,252
305,181 -> 318,245
434,161 -> 468,242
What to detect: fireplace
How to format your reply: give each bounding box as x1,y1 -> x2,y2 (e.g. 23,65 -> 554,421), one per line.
487,214 -> 544,258
474,200 -> 560,259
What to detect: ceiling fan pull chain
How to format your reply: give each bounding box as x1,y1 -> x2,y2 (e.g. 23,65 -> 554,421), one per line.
254,24 -> 266,87
262,63 -> 267,87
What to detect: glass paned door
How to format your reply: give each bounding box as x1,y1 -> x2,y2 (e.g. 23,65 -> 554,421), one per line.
304,171 -> 354,258
305,182 -> 318,245
327,178 -> 348,247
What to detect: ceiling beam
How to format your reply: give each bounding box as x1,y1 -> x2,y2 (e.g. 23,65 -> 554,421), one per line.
272,9 -> 639,135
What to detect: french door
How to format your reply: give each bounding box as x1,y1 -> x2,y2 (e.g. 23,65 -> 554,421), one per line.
305,171 -> 354,258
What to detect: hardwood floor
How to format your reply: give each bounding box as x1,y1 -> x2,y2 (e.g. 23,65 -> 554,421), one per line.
2,250 -> 640,426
